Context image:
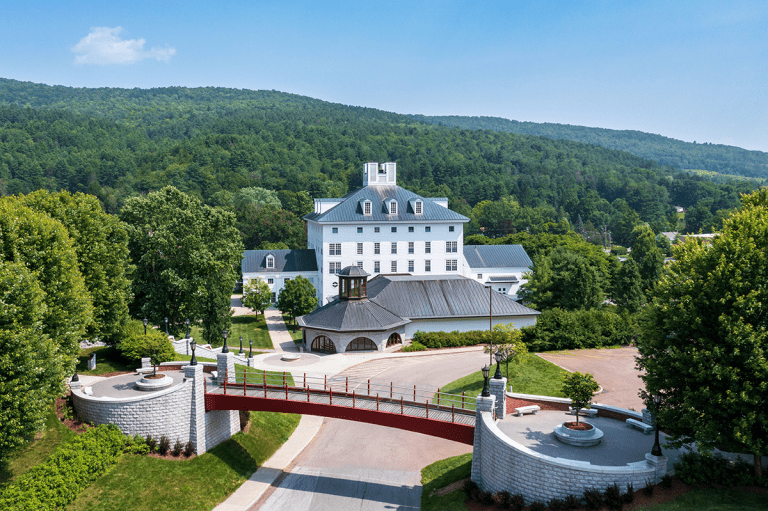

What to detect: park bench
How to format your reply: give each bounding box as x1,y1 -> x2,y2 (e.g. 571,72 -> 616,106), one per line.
135,367 -> 155,375
626,418 -> 654,434
514,405 -> 540,417
567,407 -> 598,417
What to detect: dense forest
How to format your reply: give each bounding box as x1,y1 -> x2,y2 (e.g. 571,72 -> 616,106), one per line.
0,78 -> 759,246
413,114 -> 768,180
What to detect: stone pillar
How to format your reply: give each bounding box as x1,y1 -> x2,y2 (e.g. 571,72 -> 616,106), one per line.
183,364 -> 207,455
247,357 -> 254,368
489,376 -> 507,419
141,357 -> 151,369
217,352 -> 235,383
471,394 -> 496,485
645,453 -> 668,483
642,408 -> 656,426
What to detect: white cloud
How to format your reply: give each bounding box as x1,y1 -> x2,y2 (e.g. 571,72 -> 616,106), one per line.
72,26 -> 176,65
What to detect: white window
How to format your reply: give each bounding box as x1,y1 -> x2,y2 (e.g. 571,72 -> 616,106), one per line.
391,261 -> 398,272
408,242 -> 414,254
268,278 -> 274,285
446,241 -> 457,253
332,227 -> 338,233
329,243 -> 341,256
408,260 -> 414,272
357,243 -> 363,255
425,241 -> 431,254
357,227 -> 363,233
375,227 -> 380,233
374,261 -> 380,273
391,226 -> 397,233
415,201 -> 422,214
449,225 -> 455,232
391,242 -> 397,254
408,226 -> 414,233
425,226 -> 431,233
271,292 -> 276,302
329,262 -> 342,274
356,261 -> 363,269
446,259 -> 458,271
425,260 -> 431,272
363,201 -> 372,215
266,255 -> 275,269
374,242 -> 380,254
389,201 -> 397,215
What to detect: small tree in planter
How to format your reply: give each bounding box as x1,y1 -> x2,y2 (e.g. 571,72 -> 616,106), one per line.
119,320 -> 176,377
562,371 -> 600,426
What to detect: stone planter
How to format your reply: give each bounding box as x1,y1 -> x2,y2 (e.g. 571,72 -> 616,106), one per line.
554,421 -> 604,446
135,374 -> 174,391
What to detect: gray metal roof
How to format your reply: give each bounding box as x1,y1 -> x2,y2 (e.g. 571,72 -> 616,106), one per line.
304,185 -> 469,223
463,245 -> 533,269
339,265 -> 369,277
366,274 -> 539,319
242,249 -> 318,273
487,275 -> 519,283
297,299 -> 409,332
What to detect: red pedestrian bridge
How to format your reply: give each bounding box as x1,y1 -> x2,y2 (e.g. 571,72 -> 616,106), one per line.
204,371 -> 478,445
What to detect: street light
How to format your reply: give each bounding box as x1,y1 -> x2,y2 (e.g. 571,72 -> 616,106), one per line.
189,340 -> 198,366
185,319 -> 190,339
248,339 -> 253,358
481,365 -> 491,397
164,317 -> 169,335
651,394 -> 663,456
494,350 -> 504,379
222,329 -> 229,353
485,284 -> 493,366
239,335 -> 244,356
143,318 -> 148,335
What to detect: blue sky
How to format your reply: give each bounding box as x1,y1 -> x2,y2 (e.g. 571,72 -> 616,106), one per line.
2,1 -> 767,152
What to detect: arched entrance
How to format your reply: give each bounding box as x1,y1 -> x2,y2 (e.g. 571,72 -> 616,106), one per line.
386,333 -> 402,348
346,337 -> 377,352
311,335 -> 337,354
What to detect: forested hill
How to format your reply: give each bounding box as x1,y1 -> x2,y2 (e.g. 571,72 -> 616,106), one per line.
0,78 -> 757,242
412,115 -> 768,179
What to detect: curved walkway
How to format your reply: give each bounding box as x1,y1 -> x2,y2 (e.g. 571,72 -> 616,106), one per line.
264,309 -> 300,353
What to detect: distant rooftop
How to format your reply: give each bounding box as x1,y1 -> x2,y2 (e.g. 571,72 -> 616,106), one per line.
242,249 -> 318,273
463,245 -> 532,269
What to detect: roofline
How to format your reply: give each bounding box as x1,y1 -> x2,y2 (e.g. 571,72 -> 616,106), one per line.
297,318 -> 411,331
305,218 -> 470,225
396,312 -> 541,320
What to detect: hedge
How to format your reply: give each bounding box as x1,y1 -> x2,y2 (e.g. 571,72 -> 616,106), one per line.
411,330 -> 488,349
520,308 -> 636,352
0,424 -> 126,511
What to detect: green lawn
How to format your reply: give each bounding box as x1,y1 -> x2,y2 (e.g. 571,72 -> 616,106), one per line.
77,345 -> 135,375
421,453 -> 472,511
436,354 -> 567,409
189,314 -> 273,349
67,411 -> 301,511
281,313 -> 303,342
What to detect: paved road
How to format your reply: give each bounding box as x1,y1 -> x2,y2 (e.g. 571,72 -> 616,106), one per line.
254,351 -> 489,511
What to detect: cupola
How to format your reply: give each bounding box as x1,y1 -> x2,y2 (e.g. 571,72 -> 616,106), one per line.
337,265 -> 369,300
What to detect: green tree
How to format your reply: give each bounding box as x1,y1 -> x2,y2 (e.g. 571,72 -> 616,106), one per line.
562,372 -> 600,425
118,320 -> 176,376
611,258 -> 645,313
0,262 -> 63,462
276,275 -> 317,331
521,247 -> 604,310
16,190 -> 132,344
638,188 -> 768,477
629,225 -> 665,295
234,187 -> 282,210
236,204 -> 306,250
242,277 -> 272,315
0,199 -> 92,363
119,186 -> 243,341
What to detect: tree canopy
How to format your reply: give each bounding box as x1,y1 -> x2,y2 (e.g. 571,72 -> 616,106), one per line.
276,276 -> 317,330
242,278 -> 272,315
521,246 -> 604,310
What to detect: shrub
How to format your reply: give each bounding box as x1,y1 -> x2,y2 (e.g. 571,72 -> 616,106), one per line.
623,483 -> 635,503
661,474 -> 673,489
402,341 -> 426,352
548,496 -> 568,511
480,490 -> 494,505
508,493 -> 525,511
583,487 -> 603,510
118,320 -> 175,369
564,494 -> 581,510
158,435 -> 170,455
145,435 -> 157,452
603,482 -> 623,511
463,479 -> 480,501
529,500 -> 547,511
184,440 -> 195,457
124,434 -> 149,455
643,478 -> 654,496
0,424 -> 125,511
520,308 -> 635,351
172,439 -> 183,456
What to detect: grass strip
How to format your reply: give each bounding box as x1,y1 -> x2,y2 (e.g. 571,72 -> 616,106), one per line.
421,453 -> 472,511
281,313 -> 303,341
190,314 -> 273,349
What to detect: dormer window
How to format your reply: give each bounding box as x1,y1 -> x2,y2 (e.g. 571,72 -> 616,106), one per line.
415,200 -> 423,214
363,200 -> 372,215
266,255 -> 275,269
389,201 -> 397,215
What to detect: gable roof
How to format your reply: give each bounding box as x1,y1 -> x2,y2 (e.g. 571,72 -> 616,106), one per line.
242,249 -> 318,274
304,185 -> 469,223
463,245 -> 533,269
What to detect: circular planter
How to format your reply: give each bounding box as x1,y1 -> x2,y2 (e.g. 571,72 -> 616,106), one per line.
135,374 -> 174,391
281,353 -> 301,361
554,421 -> 604,446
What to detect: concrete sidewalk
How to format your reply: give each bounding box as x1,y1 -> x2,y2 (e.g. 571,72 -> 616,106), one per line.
264,309 -> 300,353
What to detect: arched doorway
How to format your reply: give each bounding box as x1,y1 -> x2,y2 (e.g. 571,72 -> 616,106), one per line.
386,333 -> 402,347
311,335 -> 336,354
346,337 -> 377,352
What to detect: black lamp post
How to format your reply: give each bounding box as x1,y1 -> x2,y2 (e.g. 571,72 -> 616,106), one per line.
494,351 -> 504,379
143,318 -> 148,335
222,329 -> 229,353
190,340 -> 198,366
164,317 -> 169,335
485,284 -> 493,366
248,339 -> 253,358
71,363 -> 79,383
239,335 -> 244,356
185,319 -> 190,339
651,394 -> 663,456
481,365 -> 491,397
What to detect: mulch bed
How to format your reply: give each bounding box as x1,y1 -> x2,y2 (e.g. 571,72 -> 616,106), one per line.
563,421 -> 592,431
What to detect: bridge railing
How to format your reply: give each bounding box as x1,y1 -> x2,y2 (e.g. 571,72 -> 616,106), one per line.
206,369 -> 477,419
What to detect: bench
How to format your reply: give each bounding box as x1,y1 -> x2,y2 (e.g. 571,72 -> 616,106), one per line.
626,418 -> 654,434
567,407 -> 598,417
514,405 -> 540,417
211,371 -> 218,380
135,367 -> 154,375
